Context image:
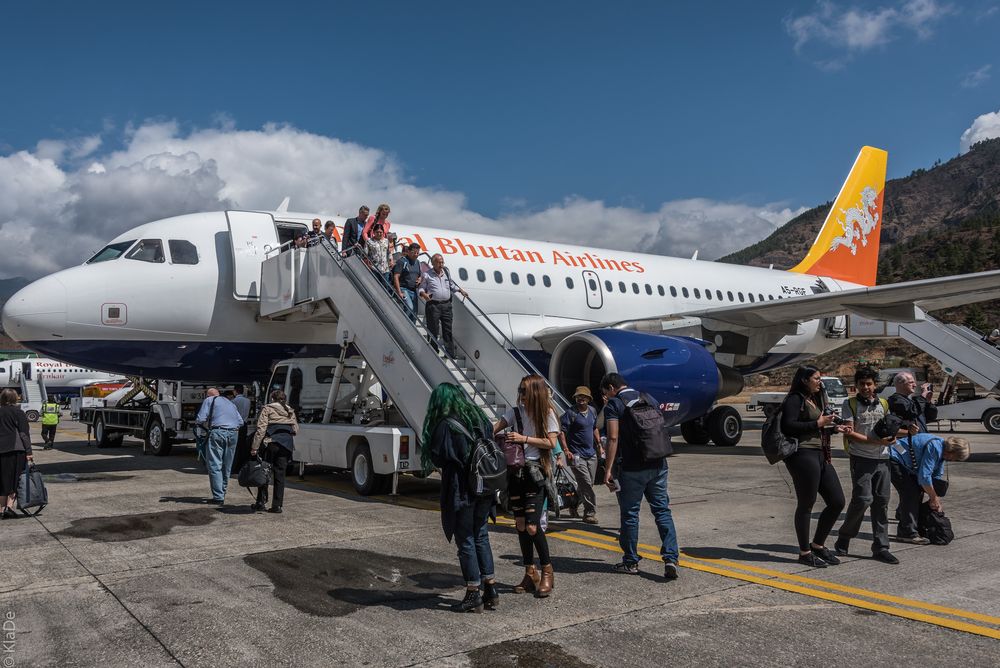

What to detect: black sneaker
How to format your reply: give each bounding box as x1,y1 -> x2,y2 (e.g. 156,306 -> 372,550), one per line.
873,550 -> 900,565
452,588 -> 484,613
834,538 -> 850,557
613,561 -> 639,574
811,546 -> 841,566
798,552 -> 827,568
663,562 -> 679,580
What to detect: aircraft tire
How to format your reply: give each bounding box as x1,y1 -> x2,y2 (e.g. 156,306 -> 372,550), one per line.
145,419 -> 173,456
706,406 -> 742,447
983,409 -> 1000,434
680,419 -> 711,445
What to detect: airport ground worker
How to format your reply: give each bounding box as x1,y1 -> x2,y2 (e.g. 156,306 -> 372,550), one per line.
40,398 -> 60,450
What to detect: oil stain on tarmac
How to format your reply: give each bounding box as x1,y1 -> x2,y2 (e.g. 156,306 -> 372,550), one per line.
245,547 -> 462,617
467,640 -> 595,668
57,508 -> 218,542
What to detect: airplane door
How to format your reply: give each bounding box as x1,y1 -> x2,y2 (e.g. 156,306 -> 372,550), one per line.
582,270 -> 603,309
226,211 -> 280,301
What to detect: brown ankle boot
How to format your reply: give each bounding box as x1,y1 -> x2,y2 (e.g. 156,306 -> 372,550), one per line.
535,564 -> 554,597
513,565 -> 540,593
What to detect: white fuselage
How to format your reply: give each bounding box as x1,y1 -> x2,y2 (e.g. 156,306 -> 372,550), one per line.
1,211 -> 856,381
0,357 -> 122,392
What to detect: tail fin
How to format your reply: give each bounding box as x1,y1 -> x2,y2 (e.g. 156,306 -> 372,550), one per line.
789,146 -> 888,286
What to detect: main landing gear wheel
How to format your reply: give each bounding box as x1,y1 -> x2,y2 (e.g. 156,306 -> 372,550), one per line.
145,419 -> 173,456
706,405 -> 742,446
680,419 -> 711,445
351,443 -> 392,495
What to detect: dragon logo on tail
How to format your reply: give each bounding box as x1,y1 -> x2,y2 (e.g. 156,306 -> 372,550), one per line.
829,186 -> 879,256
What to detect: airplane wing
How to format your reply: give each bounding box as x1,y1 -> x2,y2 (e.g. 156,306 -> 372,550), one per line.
533,269 -> 1000,352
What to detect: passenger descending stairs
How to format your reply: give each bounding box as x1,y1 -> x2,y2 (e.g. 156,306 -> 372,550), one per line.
898,314 -> 1000,391
259,244 -> 569,434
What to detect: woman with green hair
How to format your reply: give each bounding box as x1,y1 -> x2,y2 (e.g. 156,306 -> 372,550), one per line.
422,383 -> 498,613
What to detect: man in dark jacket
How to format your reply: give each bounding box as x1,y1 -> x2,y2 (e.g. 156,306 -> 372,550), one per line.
888,372 -> 937,434
341,205 -> 369,256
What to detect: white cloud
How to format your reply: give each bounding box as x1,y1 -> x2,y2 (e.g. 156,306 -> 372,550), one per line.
0,122 -> 805,279
786,0 -> 952,68
961,64 -> 992,89
960,110 -> 1000,153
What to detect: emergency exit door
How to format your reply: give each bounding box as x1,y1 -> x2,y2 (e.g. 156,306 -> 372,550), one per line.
227,211 -> 280,300
582,270 -> 603,309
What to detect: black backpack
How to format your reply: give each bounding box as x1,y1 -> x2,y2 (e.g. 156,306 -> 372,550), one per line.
621,392 -> 671,461
760,403 -> 800,465
919,502 -> 954,545
446,418 -> 508,497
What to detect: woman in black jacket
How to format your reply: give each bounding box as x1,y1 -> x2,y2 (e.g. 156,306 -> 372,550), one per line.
780,366 -> 847,567
421,383 -> 498,613
0,389 -> 33,519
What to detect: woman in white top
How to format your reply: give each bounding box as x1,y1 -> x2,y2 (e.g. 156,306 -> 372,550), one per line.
493,374 -> 559,598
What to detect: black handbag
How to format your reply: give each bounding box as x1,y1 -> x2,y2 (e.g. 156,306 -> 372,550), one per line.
238,456 -> 273,488
17,463 -> 48,516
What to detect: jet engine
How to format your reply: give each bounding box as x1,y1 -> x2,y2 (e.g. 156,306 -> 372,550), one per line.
548,329 -> 744,429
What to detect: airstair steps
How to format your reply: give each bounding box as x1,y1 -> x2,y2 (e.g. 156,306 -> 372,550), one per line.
897,315 -> 1000,391
259,244 -> 570,438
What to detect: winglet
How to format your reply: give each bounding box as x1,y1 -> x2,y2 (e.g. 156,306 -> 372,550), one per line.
275,196 -> 291,213
789,146 -> 888,286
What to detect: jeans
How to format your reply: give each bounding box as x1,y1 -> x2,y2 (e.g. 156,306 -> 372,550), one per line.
256,443 -> 290,509
837,456 -> 891,552
206,428 -> 238,501
617,462 -> 679,565
568,455 -> 598,516
400,288 -> 418,322
889,459 -> 923,537
425,300 -> 455,357
454,496 -> 496,586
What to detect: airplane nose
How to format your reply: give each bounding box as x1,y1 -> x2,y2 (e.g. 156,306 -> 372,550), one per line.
1,275 -> 67,341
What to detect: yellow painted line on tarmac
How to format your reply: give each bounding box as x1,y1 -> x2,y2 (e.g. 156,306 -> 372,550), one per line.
557,529 -> 1000,638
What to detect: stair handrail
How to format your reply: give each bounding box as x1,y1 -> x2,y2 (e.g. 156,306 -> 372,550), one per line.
413,252 -> 572,415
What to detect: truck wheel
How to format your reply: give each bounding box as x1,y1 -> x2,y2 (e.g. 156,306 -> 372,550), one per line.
680,419 -> 711,445
25,410 -> 40,422
145,419 -> 173,456
706,406 -> 742,447
983,409 -> 1000,434
95,417 -> 111,448
351,444 -> 391,495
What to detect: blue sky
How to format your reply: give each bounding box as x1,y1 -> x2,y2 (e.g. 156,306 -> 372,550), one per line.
1,1 -> 999,277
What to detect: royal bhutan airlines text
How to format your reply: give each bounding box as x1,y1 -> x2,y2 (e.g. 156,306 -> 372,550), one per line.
390,232 -> 646,274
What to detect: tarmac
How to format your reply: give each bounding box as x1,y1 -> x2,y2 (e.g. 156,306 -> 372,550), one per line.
2,416 -> 999,667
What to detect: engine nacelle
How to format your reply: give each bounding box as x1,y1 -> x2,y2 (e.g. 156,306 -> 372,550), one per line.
549,329 -> 744,426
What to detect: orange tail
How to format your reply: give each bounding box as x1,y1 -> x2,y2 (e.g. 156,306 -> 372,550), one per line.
790,146 -> 888,286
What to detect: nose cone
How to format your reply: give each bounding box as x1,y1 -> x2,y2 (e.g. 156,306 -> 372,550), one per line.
1,275 -> 67,341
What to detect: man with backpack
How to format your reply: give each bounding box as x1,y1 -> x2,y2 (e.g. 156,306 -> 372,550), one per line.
834,367 -> 902,564
599,373 -> 679,580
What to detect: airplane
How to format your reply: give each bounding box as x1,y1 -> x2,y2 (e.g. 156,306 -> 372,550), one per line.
4,146 -> 1000,444
0,357 -> 123,393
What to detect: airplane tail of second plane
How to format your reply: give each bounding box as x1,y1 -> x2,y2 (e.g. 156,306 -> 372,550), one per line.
790,146 -> 888,286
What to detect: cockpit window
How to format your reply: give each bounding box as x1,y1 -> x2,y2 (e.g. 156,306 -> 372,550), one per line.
125,239 -> 165,263
87,240 -> 136,264
168,240 -> 199,265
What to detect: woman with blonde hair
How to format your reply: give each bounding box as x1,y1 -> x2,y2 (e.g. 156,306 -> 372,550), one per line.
250,389 -> 298,514
493,374 -> 559,598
